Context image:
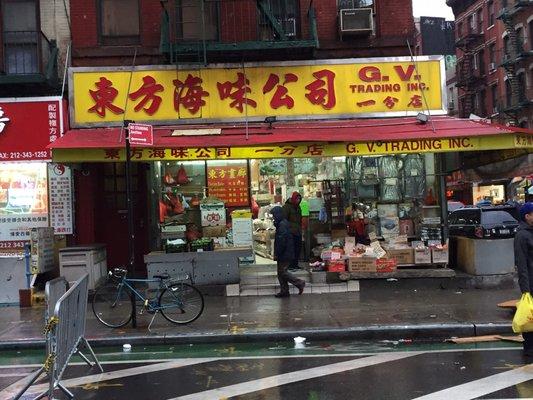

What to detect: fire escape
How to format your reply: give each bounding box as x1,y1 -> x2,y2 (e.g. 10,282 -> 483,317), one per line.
455,23 -> 485,118
497,0 -> 533,125
160,0 -> 319,65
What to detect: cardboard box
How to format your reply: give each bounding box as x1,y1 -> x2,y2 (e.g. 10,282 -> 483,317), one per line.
431,248 -> 449,264
202,225 -> 227,238
376,258 -> 398,273
201,207 -> 226,227
385,248 -> 414,265
412,241 -> 432,264
348,257 -> 377,272
328,262 -> 346,273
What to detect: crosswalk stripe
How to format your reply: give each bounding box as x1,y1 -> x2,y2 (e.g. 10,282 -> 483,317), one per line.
0,357 -> 217,399
412,364 -> 533,400
169,351 -> 423,400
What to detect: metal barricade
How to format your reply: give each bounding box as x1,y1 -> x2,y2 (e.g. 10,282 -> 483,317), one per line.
13,274 -> 102,400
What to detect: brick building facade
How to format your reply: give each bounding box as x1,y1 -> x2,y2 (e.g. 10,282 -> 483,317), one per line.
447,0 -> 533,127
68,0 -> 415,67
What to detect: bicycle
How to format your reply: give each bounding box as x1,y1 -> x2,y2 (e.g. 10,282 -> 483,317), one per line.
92,268 -> 204,329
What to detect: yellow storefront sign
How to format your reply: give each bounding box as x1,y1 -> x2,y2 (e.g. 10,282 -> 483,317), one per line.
69,57 -> 446,127
51,134 -> 527,163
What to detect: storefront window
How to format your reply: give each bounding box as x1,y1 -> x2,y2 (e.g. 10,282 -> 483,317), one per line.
0,162 -> 48,249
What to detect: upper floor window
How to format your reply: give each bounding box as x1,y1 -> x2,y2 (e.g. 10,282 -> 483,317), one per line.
468,13 -> 476,33
488,1 -> 494,26
477,8 -> 483,33
176,0 -> 219,41
1,0 -> 39,74
338,0 -> 374,9
98,0 -> 140,45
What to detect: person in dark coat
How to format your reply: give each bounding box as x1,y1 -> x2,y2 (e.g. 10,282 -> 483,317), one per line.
515,202 -> 533,357
282,192 -> 303,270
271,206 -> 305,298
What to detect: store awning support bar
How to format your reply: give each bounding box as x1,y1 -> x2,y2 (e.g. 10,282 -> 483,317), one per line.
407,39 -> 436,134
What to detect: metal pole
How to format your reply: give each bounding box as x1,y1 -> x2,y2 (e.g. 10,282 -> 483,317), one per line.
124,121 -> 137,328
436,153 -> 449,242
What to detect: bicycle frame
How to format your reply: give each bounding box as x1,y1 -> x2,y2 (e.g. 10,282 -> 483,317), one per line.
114,276 -> 185,312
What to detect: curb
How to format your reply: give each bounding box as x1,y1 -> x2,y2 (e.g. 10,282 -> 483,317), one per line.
0,322 -> 513,350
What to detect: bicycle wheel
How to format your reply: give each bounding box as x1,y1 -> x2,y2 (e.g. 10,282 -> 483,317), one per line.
159,282 -> 204,324
92,280 -> 133,328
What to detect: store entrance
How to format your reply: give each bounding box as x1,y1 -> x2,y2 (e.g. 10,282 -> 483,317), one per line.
95,162 -> 149,274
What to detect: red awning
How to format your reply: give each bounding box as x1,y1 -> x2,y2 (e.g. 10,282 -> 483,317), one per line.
49,116 -> 531,149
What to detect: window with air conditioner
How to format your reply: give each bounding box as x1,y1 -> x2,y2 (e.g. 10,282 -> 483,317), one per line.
338,1 -> 374,36
98,0 -> 140,45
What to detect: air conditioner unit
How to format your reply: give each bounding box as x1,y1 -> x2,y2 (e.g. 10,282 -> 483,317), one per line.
489,62 -> 496,71
278,17 -> 296,37
339,8 -> 374,35
448,101 -> 455,110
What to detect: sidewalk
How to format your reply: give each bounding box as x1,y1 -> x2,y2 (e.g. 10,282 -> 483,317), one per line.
0,285 -> 519,349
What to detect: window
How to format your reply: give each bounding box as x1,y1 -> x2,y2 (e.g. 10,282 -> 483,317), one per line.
516,27 -> 524,53
488,1 -> 494,26
1,0 -> 39,74
478,49 -> 485,75
98,0 -> 140,45
505,79 -> 512,107
468,13 -> 476,33
489,43 -> 496,65
477,8 -> 483,33
176,0 -> 218,41
491,84 -> 498,111
503,35 -> 510,57
529,20 -> 533,50
479,89 -> 486,116
518,72 -> 526,100
457,21 -> 464,38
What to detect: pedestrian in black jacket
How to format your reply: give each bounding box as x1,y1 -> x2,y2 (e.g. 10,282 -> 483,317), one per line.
271,206 -> 305,298
515,202 -> 533,357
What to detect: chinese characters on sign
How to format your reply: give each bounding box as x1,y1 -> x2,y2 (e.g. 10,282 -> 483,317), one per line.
48,164 -> 73,235
71,58 -> 445,126
52,134 -> 525,163
207,161 -> 249,207
0,98 -> 63,161
0,107 -> 10,133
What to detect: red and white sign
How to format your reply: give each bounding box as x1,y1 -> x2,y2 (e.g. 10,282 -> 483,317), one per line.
0,97 -> 65,161
128,123 -> 153,146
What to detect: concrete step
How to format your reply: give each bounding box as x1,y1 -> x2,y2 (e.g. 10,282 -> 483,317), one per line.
240,270 -> 311,285
226,281 -> 360,297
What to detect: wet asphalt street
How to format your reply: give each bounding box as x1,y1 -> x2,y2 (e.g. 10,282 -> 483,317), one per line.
1,340 -> 532,399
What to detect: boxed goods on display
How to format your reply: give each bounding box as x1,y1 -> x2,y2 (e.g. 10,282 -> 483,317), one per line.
385,247 -> 414,265
202,225 -> 227,238
348,257 -> 378,272
377,204 -> 398,218
376,258 -> 398,273
200,200 -> 226,227
429,240 -> 449,264
412,241 -> 432,264
399,219 -> 414,236
328,262 -> 346,273
380,217 -> 400,237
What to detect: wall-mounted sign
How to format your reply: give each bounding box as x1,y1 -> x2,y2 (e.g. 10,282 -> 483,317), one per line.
69,56 -> 446,127
48,163 -> 73,235
52,134 -> 526,163
207,160 -> 249,207
0,97 -> 65,161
